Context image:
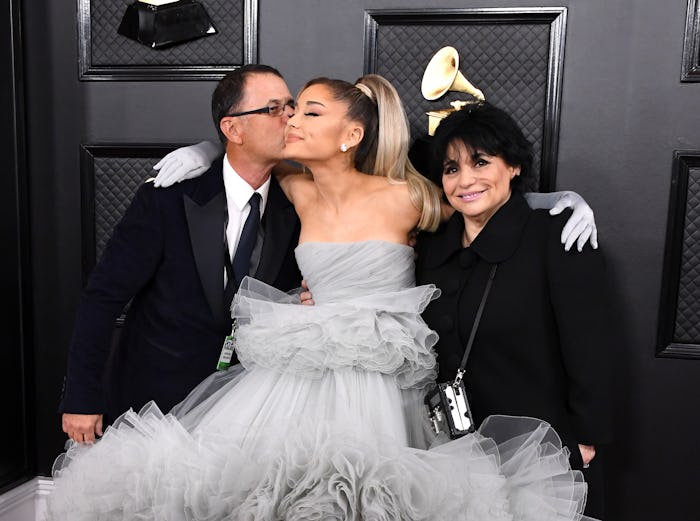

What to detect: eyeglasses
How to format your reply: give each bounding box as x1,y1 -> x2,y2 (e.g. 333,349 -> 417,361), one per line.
225,100 -> 296,118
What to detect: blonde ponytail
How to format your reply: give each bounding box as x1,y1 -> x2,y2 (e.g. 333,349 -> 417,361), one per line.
357,74 -> 441,231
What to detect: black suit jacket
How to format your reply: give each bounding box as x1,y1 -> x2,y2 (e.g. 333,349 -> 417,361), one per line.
59,160 -> 301,420
416,194 -> 614,466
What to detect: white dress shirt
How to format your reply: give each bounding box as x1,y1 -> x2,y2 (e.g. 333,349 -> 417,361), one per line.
222,154 -> 270,284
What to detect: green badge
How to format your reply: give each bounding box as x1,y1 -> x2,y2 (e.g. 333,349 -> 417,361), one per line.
216,322 -> 237,370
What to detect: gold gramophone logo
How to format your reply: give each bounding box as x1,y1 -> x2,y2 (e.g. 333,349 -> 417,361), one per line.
421,46 -> 485,135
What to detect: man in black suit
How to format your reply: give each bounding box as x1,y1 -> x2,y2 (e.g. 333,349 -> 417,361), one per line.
59,65 -> 301,443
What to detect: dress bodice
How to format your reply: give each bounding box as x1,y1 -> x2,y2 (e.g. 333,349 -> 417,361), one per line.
295,241 -> 416,304
231,241 -> 440,389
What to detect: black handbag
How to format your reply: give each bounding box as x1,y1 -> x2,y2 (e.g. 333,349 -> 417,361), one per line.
425,264 -> 498,439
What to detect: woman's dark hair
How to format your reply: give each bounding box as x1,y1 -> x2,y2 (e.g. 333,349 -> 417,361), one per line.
429,102 -> 535,193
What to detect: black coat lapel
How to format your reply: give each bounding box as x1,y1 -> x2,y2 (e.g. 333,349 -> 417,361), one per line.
417,213 -> 464,269
418,194 -> 532,268
469,194 -> 532,264
184,162 -> 227,325
255,177 -> 298,284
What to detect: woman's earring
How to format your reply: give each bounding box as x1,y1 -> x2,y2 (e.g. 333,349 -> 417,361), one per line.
340,143 -> 348,153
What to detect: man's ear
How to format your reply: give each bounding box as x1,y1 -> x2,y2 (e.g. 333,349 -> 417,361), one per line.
220,118 -> 244,145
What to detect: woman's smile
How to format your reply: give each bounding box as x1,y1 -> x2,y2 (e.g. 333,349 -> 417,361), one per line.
456,189 -> 487,202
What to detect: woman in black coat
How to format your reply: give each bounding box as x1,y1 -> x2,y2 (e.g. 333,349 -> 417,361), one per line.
415,103 -> 614,519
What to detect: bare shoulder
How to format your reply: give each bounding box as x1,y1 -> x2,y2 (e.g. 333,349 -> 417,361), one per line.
369,176 -> 420,224
277,170 -> 315,205
373,176 -> 414,206
363,174 -> 406,193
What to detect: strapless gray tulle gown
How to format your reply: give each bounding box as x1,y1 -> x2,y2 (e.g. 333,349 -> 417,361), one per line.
48,241 -> 593,521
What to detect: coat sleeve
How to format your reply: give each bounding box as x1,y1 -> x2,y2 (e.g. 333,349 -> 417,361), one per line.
59,182 -> 166,414
546,211 -> 615,446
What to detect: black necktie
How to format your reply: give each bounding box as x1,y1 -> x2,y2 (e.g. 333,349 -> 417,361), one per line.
224,192 -> 261,313
231,192 -> 261,286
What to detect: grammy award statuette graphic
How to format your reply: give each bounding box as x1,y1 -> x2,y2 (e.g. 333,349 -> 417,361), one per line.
421,46 -> 485,135
117,0 -> 217,49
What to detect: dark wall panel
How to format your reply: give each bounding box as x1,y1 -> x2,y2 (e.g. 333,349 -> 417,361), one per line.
24,0 -> 87,475
657,152 -> 700,358
77,0 -> 257,79
79,144 -> 181,275
363,8 -> 566,191
1,0 -> 33,492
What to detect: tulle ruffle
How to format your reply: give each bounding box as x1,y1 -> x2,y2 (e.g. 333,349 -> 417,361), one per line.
47,242 -> 594,521
49,403 -> 589,521
232,277 -> 440,390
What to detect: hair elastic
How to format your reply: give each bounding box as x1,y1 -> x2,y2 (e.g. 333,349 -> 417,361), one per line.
355,82 -> 374,102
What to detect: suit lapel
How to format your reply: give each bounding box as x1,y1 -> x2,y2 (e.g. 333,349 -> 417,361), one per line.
184,162 -> 227,325
255,177 -> 298,284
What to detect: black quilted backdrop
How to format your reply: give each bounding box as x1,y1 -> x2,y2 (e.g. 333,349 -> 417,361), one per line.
81,145 -> 180,271
657,152 -> 700,358
674,163 -> 700,343
93,157 -> 154,261
681,0 -> 700,82
365,9 -> 566,190
79,0 -> 252,78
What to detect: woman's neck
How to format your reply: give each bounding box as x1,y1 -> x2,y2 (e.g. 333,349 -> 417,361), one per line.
461,194 -> 511,246
463,218 -> 486,247
307,160 -> 365,208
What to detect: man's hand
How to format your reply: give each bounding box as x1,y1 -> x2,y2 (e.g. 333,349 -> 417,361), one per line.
578,443 -> 596,468
62,413 -> 103,444
299,279 -> 314,306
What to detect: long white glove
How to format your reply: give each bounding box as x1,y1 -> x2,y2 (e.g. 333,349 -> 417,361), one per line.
524,191 -> 598,251
152,140 -> 222,187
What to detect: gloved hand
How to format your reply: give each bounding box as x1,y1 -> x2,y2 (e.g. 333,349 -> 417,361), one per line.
152,140 -> 222,187
549,191 -> 598,252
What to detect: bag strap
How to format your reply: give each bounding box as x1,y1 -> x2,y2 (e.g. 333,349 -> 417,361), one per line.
455,264 -> 498,385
